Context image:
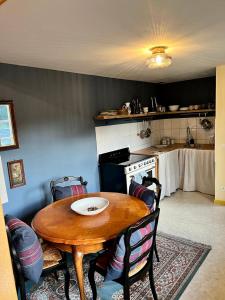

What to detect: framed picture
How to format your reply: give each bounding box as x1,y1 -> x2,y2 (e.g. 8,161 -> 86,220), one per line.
7,159 -> 26,188
0,100 -> 19,151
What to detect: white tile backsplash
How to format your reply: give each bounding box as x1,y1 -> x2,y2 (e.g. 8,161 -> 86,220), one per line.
159,117 -> 215,144
95,116 -> 215,154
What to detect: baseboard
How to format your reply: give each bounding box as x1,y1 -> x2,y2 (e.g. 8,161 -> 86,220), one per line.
214,199 -> 225,205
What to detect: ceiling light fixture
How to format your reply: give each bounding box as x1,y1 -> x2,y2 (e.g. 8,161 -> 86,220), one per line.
146,46 -> 172,69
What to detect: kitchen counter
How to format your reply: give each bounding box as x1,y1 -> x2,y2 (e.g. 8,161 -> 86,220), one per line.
134,143 -> 215,199
134,143 -> 214,156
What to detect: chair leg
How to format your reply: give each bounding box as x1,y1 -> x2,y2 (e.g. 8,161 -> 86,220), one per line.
149,263 -> 158,300
88,263 -> 97,300
123,284 -> 130,300
17,276 -> 27,300
53,270 -> 59,281
63,269 -> 70,300
154,243 -> 160,262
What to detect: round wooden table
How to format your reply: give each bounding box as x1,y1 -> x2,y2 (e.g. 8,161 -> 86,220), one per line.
32,192 -> 149,300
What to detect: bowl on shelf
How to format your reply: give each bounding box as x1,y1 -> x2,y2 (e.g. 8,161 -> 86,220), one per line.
71,197 -> 109,216
168,105 -> 179,111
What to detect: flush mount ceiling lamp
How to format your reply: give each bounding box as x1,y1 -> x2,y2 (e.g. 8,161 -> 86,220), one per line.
146,46 -> 172,69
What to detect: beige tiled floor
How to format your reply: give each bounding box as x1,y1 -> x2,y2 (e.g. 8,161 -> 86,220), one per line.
158,190 -> 225,300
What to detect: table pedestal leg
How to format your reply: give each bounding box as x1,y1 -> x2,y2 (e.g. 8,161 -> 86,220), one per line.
72,247 -> 85,300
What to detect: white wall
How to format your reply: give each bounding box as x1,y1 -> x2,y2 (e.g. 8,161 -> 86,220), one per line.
95,121 -> 155,154
95,116 -> 215,154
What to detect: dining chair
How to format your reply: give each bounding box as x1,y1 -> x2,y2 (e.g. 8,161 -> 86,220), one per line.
5,215 -> 70,300
129,178 -> 162,262
50,175 -> 88,201
88,208 -> 160,300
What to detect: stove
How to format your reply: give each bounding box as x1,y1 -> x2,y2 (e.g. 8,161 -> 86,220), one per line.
99,147 -> 156,193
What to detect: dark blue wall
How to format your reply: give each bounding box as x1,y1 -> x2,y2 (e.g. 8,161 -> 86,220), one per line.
157,76 -> 216,107
0,63 -> 156,219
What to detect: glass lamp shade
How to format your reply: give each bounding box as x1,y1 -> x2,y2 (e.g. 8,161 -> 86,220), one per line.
146,46 -> 172,69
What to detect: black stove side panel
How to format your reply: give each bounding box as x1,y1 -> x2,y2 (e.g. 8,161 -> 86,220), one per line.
99,163 -> 127,193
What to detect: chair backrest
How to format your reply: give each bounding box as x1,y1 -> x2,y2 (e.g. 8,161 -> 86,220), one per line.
123,208 -> 160,283
50,176 -> 88,201
105,208 -> 160,282
142,176 -> 162,208
129,180 -> 156,212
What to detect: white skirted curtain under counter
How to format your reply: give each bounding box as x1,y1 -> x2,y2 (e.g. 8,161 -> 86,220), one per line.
158,150 -> 180,199
158,149 -> 215,199
179,149 -> 215,195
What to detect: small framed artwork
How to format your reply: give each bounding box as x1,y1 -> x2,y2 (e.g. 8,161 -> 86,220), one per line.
7,159 -> 26,189
0,100 -> 19,151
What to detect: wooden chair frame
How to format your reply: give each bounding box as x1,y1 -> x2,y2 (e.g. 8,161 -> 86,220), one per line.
50,176 -> 88,201
88,208 -> 160,300
142,176 -> 161,262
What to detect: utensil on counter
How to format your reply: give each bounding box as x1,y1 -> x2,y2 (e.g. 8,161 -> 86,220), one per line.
131,98 -> 141,114
150,97 -> 157,112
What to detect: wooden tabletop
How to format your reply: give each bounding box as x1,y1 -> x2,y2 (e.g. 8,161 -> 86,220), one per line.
32,192 -> 149,246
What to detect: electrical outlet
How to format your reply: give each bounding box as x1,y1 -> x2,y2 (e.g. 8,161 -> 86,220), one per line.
221,186 -> 225,192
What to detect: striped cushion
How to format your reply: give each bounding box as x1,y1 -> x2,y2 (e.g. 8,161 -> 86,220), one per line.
105,220 -> 154,281
53,184 -> 86,200
129,180 -> 155,212
5,215 -> 43,283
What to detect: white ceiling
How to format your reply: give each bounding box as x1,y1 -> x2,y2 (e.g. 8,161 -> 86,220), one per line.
0,0 -> 225,83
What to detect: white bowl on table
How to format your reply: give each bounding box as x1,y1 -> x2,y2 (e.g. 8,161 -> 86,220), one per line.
168,105 -> 180,111
70,197 -> 109,216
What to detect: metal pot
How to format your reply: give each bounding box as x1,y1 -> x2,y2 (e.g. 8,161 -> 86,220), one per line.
200,118 -> 213,130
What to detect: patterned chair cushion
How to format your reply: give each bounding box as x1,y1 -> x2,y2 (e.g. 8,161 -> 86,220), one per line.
42,242 -> 62,262
105,220 -> 154,281
5,215 -> 43,283
129,180 -> 155,212
53,184 -> 86,200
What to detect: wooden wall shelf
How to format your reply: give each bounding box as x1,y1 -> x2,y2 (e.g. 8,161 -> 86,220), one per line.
95,109 -> 215,124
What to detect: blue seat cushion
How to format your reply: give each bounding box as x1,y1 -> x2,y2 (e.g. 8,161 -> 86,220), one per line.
5,215 -> 43,283
105,220 -> 154,281
53,184 -> 86,200
129,180 -> 155,212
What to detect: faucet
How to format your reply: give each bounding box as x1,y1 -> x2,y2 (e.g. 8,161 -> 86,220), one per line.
186,126 -> 193,147
186,126 -> 192,147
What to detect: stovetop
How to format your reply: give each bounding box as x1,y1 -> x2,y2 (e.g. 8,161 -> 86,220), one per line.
99,147 -> 154,167
116,153 -> 152,166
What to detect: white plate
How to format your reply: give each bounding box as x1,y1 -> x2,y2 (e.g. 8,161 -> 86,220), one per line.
70,197 -> 109,216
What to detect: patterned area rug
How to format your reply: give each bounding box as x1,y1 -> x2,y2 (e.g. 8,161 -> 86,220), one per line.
29,232 -> 211,300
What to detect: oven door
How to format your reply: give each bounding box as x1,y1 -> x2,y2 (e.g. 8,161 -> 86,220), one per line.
126,166 -> 156,193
